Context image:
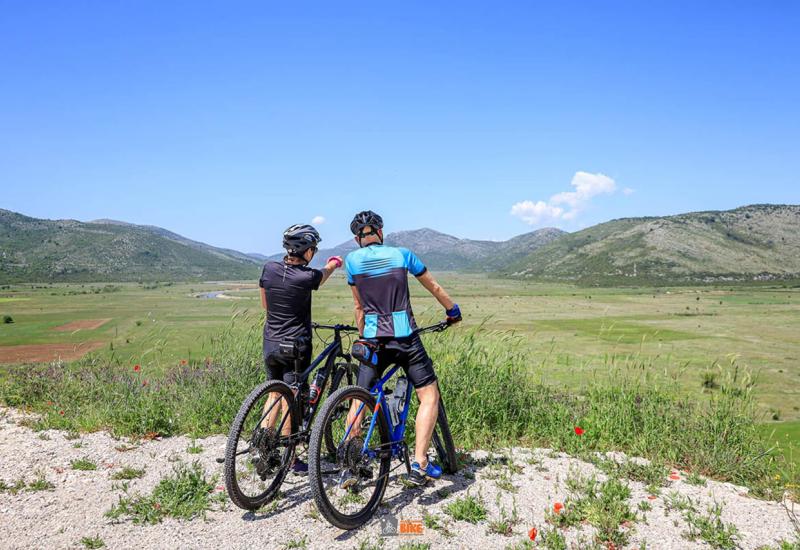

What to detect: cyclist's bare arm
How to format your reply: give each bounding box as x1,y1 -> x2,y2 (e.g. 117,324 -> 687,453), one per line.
260,288 -> 268,310
319,257 -> 343,286
351,286 -> 365,334
415,271 -> 455,310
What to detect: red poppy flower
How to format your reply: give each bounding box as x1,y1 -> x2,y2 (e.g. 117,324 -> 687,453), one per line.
528,527 -> 537,541
180,359 -> 188,366
59,410 -> 64,416
53,466 -> 65,474
153,502 -> 161,510
669,474 -> 680,480
574,426 -> 585,436
46,401 -> 54,406
215,485 -> 224,492
553,502 -> 564,514
647,495 -> 657,500
133,364 -> 141,372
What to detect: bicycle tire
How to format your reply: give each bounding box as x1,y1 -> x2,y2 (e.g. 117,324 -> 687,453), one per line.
224,381 -> 298,511
431,396 -> 458,474
309,385 -> 391,530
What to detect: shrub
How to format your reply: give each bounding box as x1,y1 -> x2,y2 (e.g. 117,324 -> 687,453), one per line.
2,315 -> 12,324
106,461 -> 219,524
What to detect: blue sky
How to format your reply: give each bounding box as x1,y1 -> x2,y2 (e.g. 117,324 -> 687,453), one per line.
2,2 -> 798,254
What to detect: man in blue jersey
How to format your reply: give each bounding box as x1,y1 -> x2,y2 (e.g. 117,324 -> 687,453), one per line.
345,210 -> 462,486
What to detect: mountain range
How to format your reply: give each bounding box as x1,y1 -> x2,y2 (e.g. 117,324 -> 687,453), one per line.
1,204 -> 798,284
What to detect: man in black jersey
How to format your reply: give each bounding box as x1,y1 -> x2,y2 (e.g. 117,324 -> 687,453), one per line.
259,224 -> 343,472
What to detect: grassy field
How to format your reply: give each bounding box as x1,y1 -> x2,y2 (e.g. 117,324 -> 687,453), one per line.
1,273 -> 797,423
1,273 -> 798,499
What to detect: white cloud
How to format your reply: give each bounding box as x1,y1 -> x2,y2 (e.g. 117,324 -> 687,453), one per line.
510,172 -> 621,226
311,215 -> 326,225
623,187 -> 635,196
509,200 -> 564,225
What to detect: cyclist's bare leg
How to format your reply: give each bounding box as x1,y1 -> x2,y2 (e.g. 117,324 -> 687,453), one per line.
345,399 -> 365,438
262,392 -> 291,436
413,382 -> 440,466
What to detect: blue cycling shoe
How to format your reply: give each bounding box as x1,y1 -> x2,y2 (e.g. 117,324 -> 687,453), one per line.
407,460 -> 442,486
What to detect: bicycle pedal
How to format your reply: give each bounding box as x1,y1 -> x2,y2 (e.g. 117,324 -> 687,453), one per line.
340,477 -> 358,490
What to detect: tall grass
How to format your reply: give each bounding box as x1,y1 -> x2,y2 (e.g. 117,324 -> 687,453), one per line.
0,319 -> 794,498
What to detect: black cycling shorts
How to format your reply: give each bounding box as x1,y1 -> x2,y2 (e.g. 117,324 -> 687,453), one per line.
356,334 -> 437,390
263,339 -> 311,386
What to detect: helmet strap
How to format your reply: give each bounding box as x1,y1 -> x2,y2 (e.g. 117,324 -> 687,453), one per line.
357,228 -> 383,247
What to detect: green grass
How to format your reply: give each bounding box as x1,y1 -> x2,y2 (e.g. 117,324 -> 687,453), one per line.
70,458 -> 97,471
547,470 -> 635,546
80,536 -> 105,549
444,493 -> 487,523
105,461 -> 219,524
110,466 -> 145,480
1,275 -> 798,499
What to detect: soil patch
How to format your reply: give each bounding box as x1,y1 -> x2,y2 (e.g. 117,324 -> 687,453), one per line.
0,342 -> 105,364
53,319 -> 111,332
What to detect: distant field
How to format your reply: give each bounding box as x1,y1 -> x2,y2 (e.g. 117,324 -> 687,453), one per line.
1,274 -> 798,428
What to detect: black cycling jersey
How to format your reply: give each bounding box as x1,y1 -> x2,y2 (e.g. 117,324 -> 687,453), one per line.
259,260 -> 323,343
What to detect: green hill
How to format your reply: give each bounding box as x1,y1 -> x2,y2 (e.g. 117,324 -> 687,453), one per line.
0,209 -> 260,283
271,227 -> 566,271
503,204 -> 800,284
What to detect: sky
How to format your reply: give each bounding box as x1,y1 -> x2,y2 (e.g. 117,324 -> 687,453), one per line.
2,1 -> 798,255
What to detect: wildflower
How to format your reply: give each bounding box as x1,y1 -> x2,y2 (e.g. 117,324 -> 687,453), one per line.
647,495 -> 657,500
46,401 -> 54,406
142,380 -> 148,387
215,485 -> 225,492
574,426 -> 585,436
153,502 -> 161,510
669,471 -> 680,480
553,502 -> 564,514
59,410 -> 64,416
180,359 -> 188,366
133,364 -> 141,372
528,527 -> 537,541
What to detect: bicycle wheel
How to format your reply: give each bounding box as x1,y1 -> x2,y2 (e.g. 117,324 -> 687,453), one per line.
431,396 -> 458,474
309,385 -> 391,530
323,363 -> 357,456
224,381 -> 298,510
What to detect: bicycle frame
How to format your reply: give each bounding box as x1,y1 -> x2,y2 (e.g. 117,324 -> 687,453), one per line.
258,323 -> 358,437
339,320 -> 450,461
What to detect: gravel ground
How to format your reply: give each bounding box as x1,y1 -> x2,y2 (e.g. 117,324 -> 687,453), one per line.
1,407 -> 797,550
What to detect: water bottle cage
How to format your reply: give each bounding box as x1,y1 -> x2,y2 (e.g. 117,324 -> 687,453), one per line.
352,339 -> 379,366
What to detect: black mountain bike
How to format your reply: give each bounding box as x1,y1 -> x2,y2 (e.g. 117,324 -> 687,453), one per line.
223,323 -> 359,511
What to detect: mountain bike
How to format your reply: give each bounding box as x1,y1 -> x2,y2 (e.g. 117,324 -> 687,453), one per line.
222,323 -> 359,511
307,321 -> 458,530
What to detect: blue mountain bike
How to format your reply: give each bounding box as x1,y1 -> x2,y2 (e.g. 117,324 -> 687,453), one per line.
307,321 -> 458,530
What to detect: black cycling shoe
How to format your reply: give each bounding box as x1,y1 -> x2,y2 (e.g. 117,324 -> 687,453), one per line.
405,468 -> 427,487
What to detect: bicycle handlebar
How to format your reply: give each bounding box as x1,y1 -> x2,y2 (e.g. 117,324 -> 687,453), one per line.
312,319 -> 455,336
311,322 -> 360,332
413,319 -> 453,335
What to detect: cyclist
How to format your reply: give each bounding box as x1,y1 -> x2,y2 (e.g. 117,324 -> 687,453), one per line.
259,224 -> 343,473
344,210 -> 461,486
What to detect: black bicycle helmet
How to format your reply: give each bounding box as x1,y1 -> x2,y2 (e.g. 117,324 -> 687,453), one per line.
282,224 -> 321,256
350,210 -> 384,236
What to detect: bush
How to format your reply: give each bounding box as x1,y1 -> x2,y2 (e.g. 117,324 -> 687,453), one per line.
2,315 -> 12,324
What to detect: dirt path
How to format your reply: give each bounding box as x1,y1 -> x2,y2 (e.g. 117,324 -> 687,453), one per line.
0,342 -> 105,364
0,407 -> 796,549
53,319 -> 111,332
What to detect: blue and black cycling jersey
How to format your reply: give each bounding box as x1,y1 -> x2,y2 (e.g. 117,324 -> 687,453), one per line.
345,244 -> 427,339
